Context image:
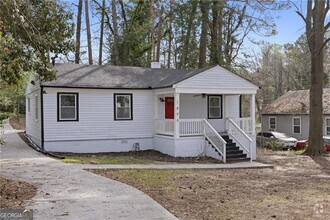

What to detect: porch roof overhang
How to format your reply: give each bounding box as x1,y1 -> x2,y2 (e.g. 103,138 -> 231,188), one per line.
153,86 -> 257,95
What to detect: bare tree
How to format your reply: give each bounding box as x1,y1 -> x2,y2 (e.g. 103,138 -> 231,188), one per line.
167,0 -> 174,68
85,0 -> 93,64
150,0 -> 155,61
181,0 -> 198,68
156,5 -> 164,62
111,0 -> 120,65
198,0 -> 209,68
98,0 -> 105,65
295,0 -> 330,155
75,0 -> 83,64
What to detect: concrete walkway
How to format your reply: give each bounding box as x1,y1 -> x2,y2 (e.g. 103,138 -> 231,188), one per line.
81,161 -> 272,170
0,122 -> 177,220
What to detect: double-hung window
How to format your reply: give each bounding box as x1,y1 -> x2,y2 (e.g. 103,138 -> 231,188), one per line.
269,117 -> 276,130
114,94 -> 133,120
208,95 -> 222,119
326,118 -> 330,135
292,117 -> 301,134
58,93 -> 79,121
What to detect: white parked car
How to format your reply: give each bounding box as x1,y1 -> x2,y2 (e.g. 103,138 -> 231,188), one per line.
257,131 -> 298,150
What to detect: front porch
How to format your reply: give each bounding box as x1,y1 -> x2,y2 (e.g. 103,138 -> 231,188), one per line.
153,89 -> 257,162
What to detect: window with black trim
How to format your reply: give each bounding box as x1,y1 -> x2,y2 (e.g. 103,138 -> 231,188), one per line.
293,117 -> 301,134
208,95 -> 222,119
114,94 -> 132,120
58,93 -> 78,121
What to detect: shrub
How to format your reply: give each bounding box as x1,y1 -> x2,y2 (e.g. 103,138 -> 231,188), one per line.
265,140 -> 285,151
0,112 -> 11,122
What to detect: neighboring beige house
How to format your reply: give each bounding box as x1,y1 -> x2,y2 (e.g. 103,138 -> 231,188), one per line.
261,89 -> 330,140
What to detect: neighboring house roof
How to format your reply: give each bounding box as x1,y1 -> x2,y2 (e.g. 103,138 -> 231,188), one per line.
261,88 -> 330,114
41,63 -> 252,89
41,63 -> 215,89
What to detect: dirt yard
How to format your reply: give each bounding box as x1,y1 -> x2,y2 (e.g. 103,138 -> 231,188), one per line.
0,176 -> 37,209
58,150 -> 219,165
91,149 -> 330,220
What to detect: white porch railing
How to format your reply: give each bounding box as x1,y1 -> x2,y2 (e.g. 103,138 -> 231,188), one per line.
155,118 -> 204,136
227,118 -> 252,160
203,119 -> 227,163
228,117 -> 253,134
155,119 -> 174,135
179,119 -> 204,136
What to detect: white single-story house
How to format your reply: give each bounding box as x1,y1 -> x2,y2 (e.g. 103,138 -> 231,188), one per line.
26,63 -> 258,162
261,89 -> 330,140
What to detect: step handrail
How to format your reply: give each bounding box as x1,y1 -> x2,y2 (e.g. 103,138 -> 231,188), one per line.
227,118 -> 252,161
203,119 -> 227,163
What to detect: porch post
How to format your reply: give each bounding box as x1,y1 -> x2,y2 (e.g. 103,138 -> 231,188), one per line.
250,94 -> 256,135
174,93 -> 180,138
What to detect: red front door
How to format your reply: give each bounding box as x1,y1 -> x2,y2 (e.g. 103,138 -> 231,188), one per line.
165,97 -> 174,119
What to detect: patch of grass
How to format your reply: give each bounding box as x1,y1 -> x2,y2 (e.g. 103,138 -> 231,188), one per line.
91,169 -> 188,190
61,155 -> 154,165
288,149 -> 305,155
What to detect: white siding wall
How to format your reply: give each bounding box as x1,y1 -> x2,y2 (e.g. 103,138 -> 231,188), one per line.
175,66 -> 257,91
43,88 -> 154,152
25,79 -> 42,147
225,95 -> 240,118
180,94 -> 206,119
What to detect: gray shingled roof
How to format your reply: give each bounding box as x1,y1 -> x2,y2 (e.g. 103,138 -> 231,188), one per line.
41,63 -> 215,89
261,88 -> 330,114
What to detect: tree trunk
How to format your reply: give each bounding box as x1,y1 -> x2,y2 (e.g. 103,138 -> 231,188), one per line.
111,0 -> 120,65
85,0 -> 93,64
98,0 -> 105,65
181,0 -> 198,68
167,0 -> 174,68
150,0 -> 155,61
156,6 -> 164,62
75,0 -> 83,64
198,0 -> 208,68
210,0 -> 219,65
218,0 -> 224,65
302,0 -> 326,155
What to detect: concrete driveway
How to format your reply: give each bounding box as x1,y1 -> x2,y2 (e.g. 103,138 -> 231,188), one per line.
0,122 -> 177,220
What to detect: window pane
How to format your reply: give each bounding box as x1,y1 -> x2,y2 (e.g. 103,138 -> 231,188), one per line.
35,96 -> 38,119
117,107 -> 130,119
61,95 -> 76,106
270,124 -> 275,129
61,107 -> 76,119
117,96 -> 130,107
293,118 -> 300,125
210,107 -> 221,118
270,118 -> 275,124
327,119 -> 330,126
294,126 -> 300,133
209,97 -> 220,107
28,98 -> 30,112
327,127 -> 330,135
